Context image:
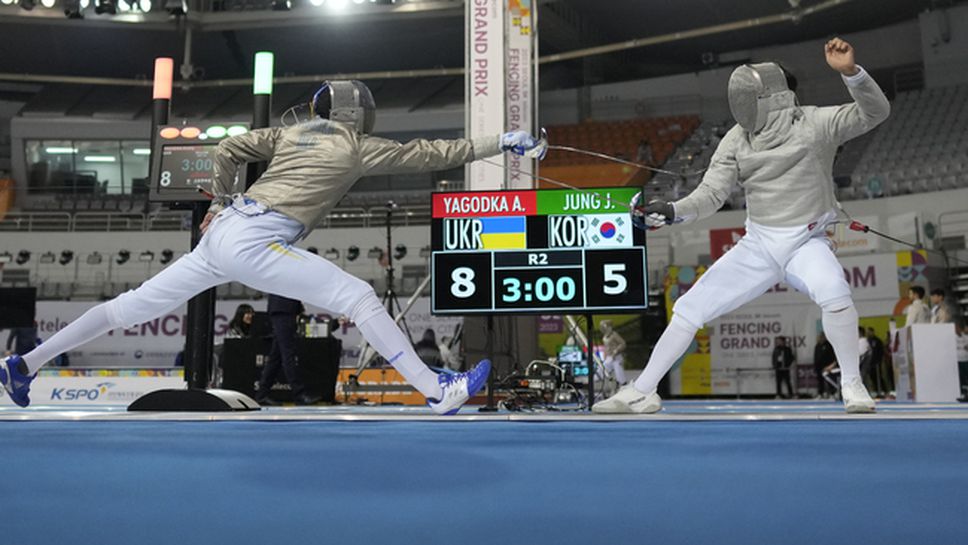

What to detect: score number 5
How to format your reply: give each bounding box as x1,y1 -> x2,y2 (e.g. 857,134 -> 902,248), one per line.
603,263 -> 627,295
451,267 -> 476,298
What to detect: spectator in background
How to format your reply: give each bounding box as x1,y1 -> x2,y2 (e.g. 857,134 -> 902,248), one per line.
858,326 -> 873,391
929,288 -> 955,324
255,295 -> 318,406
438,336 -> 460,371
636,139 -> 654,167
904,286 -> 930,325
882,330 -> 896,397
226,304 -> 255,339
5,327 -> 39,357
414,328 -> 443,368
957,324 -> 968,402
772,336 -> 795,399
866,327 -> 885,395
814,333 -> 836,399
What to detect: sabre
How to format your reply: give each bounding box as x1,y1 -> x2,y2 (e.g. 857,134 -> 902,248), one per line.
836,205 -> 968,266
478,157 -> 638,212
547,144 -> 708,178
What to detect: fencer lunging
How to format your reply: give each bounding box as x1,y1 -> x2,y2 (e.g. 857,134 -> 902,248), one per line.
594,38 -> 888,415
1,80 -> 546,414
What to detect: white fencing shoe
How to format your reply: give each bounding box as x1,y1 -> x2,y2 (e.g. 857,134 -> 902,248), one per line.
842,376 -> 876,414
592,384 -> 662,414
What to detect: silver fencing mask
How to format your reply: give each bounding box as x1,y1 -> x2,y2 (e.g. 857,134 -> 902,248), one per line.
311,80 -> 376,134
727,63 -> 796,133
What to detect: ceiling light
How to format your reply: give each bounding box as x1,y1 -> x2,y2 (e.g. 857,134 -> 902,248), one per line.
18,0 -> 36,11
309,0 -> 324,5
0,252 -> 12,264
367,247 -> 384,260
393,244 -> 407,260
16,250 -> 31,265
40,252 -> 56,265
324,248 -> 340,260
160,249 -> 174,265
132,148 -> 151,155
45,147 -> 77,154
137,0 -> 150,10
86,252 -> 103,265
419,245 -> 432,258
40,0 -> 55,8
271,0 -> 290,10
59,250 -> 74,266
346,245 -> 360,261
139,251 -> 155,262
116,250 -> 130,265
84,156 -> 116,162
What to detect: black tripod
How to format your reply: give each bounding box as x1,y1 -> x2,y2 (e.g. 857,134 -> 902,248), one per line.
381,200 -> 414,345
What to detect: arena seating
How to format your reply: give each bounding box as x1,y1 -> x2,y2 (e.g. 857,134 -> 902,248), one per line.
540,116 -> 701,189
849,85 -> 968,199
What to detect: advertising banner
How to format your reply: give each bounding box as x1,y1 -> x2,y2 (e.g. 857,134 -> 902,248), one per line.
0,369 -> 184,407
16,299 -> 461,368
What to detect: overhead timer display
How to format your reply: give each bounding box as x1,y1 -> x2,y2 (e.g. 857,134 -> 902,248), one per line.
430,188 -> 649,315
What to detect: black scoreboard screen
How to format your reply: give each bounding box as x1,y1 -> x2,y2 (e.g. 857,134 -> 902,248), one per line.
159,144 -> 217,191
148,123 -> 248,203
430,188 -> 648,315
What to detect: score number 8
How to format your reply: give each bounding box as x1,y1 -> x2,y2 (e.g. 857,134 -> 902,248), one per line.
451,267 -> 476,298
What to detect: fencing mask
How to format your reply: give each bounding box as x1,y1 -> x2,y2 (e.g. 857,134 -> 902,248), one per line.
310,80 -> 376,134
727,62 -> 797,133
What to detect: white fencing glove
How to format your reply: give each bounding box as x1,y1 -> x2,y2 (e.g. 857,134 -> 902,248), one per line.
501,130 -> 548,160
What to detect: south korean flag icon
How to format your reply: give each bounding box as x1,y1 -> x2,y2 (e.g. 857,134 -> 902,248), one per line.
587,215 -> 629,247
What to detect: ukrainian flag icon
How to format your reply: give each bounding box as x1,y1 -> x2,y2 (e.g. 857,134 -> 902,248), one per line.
479,216 -> 527,249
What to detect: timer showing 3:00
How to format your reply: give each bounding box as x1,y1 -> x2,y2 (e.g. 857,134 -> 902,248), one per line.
431,248 -> 646,314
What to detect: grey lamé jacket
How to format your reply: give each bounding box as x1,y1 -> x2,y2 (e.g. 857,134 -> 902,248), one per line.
674,66 -> 891,227
210,118 -> 502,232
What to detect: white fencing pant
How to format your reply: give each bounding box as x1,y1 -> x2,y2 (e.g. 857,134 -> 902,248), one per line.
23,201 -> 443,398
635,215 -> 858,394
602,354 -> 627,384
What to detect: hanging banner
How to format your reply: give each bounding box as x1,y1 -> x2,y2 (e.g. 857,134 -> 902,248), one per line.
504,0 -> 535,189
466,0 -> 507,190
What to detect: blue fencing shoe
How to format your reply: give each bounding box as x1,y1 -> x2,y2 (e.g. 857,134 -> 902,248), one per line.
1,355 -> 34,408
427,359 -> 491,415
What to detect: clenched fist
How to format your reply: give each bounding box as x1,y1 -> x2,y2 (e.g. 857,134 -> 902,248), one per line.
825,37 -> 859,76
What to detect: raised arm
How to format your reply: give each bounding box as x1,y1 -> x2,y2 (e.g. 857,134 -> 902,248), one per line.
815,37 -> 891,145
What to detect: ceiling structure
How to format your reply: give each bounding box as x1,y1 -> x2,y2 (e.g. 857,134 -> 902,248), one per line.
0,0 -> 950,120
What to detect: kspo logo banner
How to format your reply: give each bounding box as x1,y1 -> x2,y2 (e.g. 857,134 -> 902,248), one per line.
0,374 -> 185,406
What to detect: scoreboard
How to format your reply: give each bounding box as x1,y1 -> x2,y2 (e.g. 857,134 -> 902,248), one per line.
148,123 -> 249,203
430,188 -> 648,315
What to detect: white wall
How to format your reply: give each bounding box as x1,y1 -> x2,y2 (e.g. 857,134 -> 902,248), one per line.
920,5 -> 968,87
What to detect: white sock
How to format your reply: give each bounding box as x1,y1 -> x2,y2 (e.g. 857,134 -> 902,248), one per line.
356,312 -> 443,400
822,304 -> 860,382
21,305 -> 115,375
633,315 -> 698,394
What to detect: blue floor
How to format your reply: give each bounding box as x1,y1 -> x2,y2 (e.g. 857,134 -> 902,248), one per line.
5,420 -> 967,545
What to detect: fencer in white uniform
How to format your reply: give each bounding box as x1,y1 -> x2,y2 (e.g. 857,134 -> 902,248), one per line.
594,38 -> 889,414
1,80 -> 547,414
599,320 -> 628,385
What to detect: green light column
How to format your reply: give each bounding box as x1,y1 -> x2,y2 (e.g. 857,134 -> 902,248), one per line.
248,51 -> 274,190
